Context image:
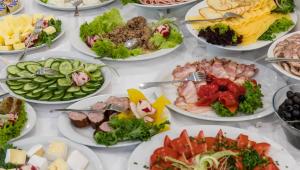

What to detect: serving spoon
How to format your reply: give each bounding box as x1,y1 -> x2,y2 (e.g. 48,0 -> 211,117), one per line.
185,12 -> 243,23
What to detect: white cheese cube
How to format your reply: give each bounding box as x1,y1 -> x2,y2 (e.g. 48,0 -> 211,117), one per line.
48,158 -> 69,170
28,155 -> 48,170
46,141 -> 68,161
67,150 -> 89,170
43,26 -> 56,35
27,144 -> 45,157
4,149 -> 26,165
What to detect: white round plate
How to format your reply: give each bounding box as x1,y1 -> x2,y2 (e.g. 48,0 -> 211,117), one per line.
9,102 -> 37,142
58,93 -> 171,148
155,56 -> 286,121
0,51 -> 112,104
71,18 -> 183,61
128,125 -> 298,170
0,1 -> 24,18
185,1 -> 298,51
267,30 -> 300,81
12,136 -> 104,170
35,0 -> 115,11
132,0 -> 198,10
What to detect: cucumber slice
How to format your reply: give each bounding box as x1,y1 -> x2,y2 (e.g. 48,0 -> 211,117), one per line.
72,60 -> 81,69
26,64 -> 42,74
13,90 -> 27,95
44,58 -> 55,68
17,70 -> 33,77
42,79 -> 56,86
48,83 -> 58,90
32,87 -> 46,94
26,92 -> 41,99
54,89 -> 65,95
73,90 -> 87,97
17,61 -> 38,69
85,82 -> 101,88
51,61 -> 60,71
7,81 -> 23,86
90,76 -> 103,82
62,93 -> 74,101
45,74 -> 65,79
7,65 -> 21,75
85,64 -> 99,73
90,71 -> 102,78
67,86 -> 80,93
7,74 -> 17,79
9,84 -> 24,90
33,76 -> 49,83
16,79 -> 32,83
40,92 -> 53,100
23,83 -> 39,91
42,88 -> 51,93
81,86 -> 97,93
59,61 -> 73,75
38,61 -> 45,65
50,92 -> 65,101
57,78 -> 72,87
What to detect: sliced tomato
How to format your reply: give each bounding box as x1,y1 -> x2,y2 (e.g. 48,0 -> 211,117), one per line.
254,143 -> 270,156
179,130 -> 195,157
235,158 -> 244,170
263,162 -> 280,170
218,91 -> 238,107
206,137 -> 216,151
164,136 -> 172,148
247,140 -> 256,148
213,78 -> 231,87
227,82 -> 245,97
150,147 -> 178,165
237,134 -> 249,149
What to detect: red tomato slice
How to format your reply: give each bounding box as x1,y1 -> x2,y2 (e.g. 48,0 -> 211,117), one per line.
206,137 -> 216,150
227,82 -> 245,97
254,143 -> 271,156
164,136 -> 172,148
218,91 -> 239,107
237,134 -> 249,149
150,147 -> 178,165
179,130 -> 195,156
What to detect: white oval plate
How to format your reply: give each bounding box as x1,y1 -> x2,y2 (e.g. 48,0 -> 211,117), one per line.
185,1 -> 298,51
132,0 -> 198,10
155,56 -> 286,121
128,125 -> 298,170
71,17 -> 183,62
9,102 -> 37,142
12,136 -> 104,170
0,1 -> 24,18
0,16 -> 65,54
0,51 -> 112,104
35,0 -> 115,11
267,30 -> 300,81
58,93 -> 171,148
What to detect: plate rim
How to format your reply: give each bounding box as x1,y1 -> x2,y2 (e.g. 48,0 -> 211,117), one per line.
131,0 -> 198,9
184,1 -> 298,51
154,56 -> 287,122
58,92 -> 172,148
127,125 -> 298,170
0,51 -> 112,104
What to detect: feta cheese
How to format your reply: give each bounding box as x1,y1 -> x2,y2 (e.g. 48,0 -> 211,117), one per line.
46,141 -> 68,161
48,159 -> 69,170
67,150 -> 89,170
27,144 -> 45,157
4,149 -> 26,165
28,155 -> 48,170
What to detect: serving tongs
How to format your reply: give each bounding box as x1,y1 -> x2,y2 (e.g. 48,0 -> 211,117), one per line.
185,12 -> 243,23
265,58 -> 300,63
50,104 -> 125,113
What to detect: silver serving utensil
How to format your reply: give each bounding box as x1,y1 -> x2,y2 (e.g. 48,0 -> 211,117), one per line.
50,104 -> 125,113
124,38 -> 139,49
265,58 -> 300,62
139,72 -> 206,89
19,18 -> 44,61
0,67 -> 58,82
185,12 -> 243,23
286,120 -> 300,123
73,0 -> 83,17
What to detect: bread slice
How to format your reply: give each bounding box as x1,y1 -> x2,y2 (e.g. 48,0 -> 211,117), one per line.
199,7 -> 223,19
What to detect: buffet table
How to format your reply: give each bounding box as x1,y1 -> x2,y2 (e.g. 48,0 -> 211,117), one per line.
0,0 -> 300,169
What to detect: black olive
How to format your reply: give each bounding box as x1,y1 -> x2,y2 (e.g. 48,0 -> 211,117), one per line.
219,85 -> 227,91
285,112 -> 293,120
293,96 -> 300,104
295,92 -> 300,98
286,105 -> 294,112
287,91 -> 295,99
285,99 -> 293,105
293,104 -> 300,110
279,103 -> 286,110
238,95 -> 246,102
293,110 -> 300,119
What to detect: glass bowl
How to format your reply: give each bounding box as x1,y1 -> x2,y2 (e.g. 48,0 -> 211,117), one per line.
273,84 -> 300,149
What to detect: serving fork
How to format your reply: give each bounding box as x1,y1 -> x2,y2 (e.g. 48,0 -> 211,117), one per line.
139,72 -> 205,89
185,12 -> 243,23
265,58 -> 300,63
0,68 -> 58,82
73,0 -> 83,17
50,104 -> 125,113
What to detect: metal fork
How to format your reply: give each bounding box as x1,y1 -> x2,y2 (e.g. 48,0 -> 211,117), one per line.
185,12 -> 243,23
139,72 -> 205,89
0,67 -> 58,82
19,19 -> 44,61
73,0 -> 83,17
265,58 -> 300,63
50,104 -> 125,113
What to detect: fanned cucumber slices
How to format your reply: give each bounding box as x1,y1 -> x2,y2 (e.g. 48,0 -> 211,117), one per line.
6,58 -> 105,101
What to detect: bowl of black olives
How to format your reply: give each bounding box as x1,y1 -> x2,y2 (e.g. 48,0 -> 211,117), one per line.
273,84 -> 300,149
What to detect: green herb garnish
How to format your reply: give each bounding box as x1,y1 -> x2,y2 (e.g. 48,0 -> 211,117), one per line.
238,81 -> 263,114
212,102 -> 237,117
241,149 -> 269,170
273,0 -> 295,14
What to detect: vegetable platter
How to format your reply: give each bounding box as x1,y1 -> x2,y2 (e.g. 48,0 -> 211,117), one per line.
58,89 -> 171,147
71,8 -> 183,61
122,0 -> 198,10
128,125 -> 298,170
0,51 -> 112,104
185,0 -> 297,51
155,56 -> 286,121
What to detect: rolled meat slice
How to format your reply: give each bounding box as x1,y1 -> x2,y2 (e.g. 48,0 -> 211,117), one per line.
99,121 -> 112,132
87,112 -> 105,129
68,112 -> 90,128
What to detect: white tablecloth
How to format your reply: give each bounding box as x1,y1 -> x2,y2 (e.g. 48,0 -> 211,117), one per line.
1,1 -> 300,169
